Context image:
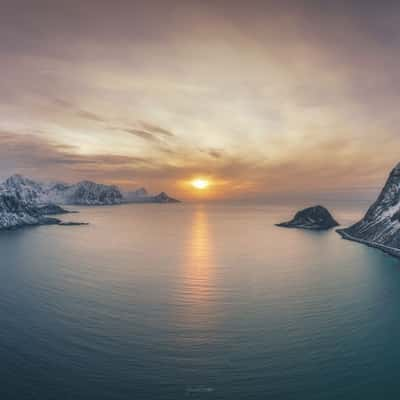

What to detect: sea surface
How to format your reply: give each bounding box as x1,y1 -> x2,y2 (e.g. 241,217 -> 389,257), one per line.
1,202 -> 400,399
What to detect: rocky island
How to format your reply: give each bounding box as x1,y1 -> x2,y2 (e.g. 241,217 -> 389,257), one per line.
277,205 -> 339,230
337,163 -> 400,257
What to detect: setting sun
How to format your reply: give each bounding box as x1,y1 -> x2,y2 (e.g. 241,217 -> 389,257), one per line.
191,179 -> 209,190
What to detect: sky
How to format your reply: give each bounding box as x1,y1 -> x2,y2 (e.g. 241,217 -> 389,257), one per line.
1,0 -> 400,201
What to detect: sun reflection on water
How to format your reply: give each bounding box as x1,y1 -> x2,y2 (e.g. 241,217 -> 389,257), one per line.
179,206 -> 217,333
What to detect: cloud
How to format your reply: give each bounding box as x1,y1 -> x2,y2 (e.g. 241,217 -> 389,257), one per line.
53,98 -> 176,144
0,131 -> 151,182
53,98 -> 106,123
203,149 -> 223,159
139,121 -> 175,137
115,122 -> 176,143
76,110 -> 105,122
0,128 -> 398,202
53,98 -> 74,108
120,128 -> 160,142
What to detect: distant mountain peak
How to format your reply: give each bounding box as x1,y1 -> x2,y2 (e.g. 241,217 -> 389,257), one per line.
123,188 -> 179,203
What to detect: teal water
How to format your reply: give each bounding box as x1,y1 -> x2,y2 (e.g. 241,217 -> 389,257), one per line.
1,202 -> 400,399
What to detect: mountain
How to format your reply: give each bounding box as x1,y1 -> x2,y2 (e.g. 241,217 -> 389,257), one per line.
4,175 -> 46,204
151,192 -> 180,203
124,190 -> 180,204
277,205 -> 339,230
48,180 -> 123,205
3,175 -> 123,206
2,174 -> 180,207
0,189 -> 60,229
338,163 -> 400,257
123,187 -> 149,202
0,173 -> 181,230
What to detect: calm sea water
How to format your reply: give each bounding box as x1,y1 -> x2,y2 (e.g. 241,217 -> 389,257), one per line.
1,202 -> 400,399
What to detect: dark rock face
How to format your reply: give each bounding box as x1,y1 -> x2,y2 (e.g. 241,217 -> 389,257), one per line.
36,203 -> 73,215
277,205 -> 339,230
337,163 -> 400,256
59,222 -> 89,226
151,192 -> 180,203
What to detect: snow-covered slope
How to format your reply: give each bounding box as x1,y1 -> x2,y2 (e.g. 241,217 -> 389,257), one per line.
0,189 -> 59,229
338,163 -> 400,255
4,175 -> 47,204
3,175 -> 123,206
47,180 -> 123,205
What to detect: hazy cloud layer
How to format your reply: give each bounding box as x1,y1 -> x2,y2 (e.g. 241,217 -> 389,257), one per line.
0,130 -> 397,202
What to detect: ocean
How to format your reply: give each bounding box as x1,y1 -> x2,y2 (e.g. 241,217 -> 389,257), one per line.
1,202 -> 400,399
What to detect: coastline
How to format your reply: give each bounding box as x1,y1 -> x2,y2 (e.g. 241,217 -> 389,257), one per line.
337,229 -> 400,259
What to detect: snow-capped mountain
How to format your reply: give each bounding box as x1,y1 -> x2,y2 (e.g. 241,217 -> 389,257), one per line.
338,162 -> 400,256
47,180 -> 123,205
2,175 -> 123,206
0,189 -> 60,229
1,175 -> 180,208
4,175 -> 46,204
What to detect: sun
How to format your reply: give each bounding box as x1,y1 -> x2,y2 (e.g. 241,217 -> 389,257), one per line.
191,178 -> 209,190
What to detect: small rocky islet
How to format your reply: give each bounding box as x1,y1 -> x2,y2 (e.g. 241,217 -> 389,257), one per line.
276,205 -> 339,230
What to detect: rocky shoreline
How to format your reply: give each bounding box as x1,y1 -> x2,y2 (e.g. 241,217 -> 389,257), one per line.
336,163 -> 400,257
337,229 -> 400,258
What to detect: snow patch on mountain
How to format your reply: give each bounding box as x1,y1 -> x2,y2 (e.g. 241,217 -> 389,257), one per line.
0,189 -> 60,229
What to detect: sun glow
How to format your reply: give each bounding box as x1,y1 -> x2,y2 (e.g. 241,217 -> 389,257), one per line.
191,179 -> 209,190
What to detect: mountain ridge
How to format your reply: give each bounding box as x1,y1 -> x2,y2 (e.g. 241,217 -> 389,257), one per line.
2,174 -> 180,206
0,174 -> 180,230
